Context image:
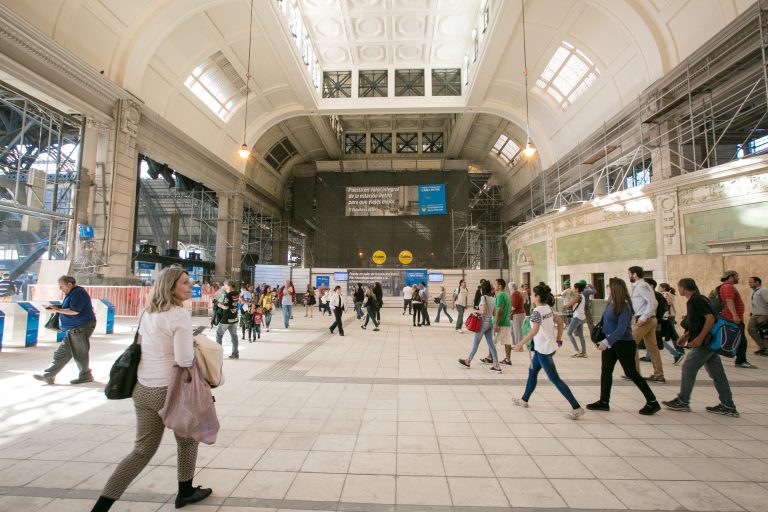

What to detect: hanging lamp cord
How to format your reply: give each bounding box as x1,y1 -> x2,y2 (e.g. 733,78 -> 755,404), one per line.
243,0 -> 254,146
521,0 -> 531,139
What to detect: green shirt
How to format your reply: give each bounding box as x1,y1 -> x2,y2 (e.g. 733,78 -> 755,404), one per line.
495,291 -> 511,327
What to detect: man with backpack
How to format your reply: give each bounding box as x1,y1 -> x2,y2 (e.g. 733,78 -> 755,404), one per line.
748,276 -> 768,356
663,278 -> 739,417
714,271 -> 757,369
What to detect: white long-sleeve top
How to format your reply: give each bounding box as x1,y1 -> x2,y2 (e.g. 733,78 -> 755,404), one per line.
137,306 -> 194,387
631,280 -> 658,323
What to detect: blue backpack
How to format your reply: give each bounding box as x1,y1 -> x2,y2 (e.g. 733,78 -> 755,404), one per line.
703,298 -> 742,357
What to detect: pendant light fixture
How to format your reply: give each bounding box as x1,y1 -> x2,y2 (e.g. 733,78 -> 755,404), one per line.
520,0 -> 537,158
238,0 -> 255,159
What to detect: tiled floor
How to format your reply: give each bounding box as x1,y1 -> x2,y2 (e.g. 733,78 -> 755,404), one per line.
2,308 -> 768,511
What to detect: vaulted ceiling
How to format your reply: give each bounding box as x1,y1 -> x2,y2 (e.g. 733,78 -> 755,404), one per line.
1,0 -> 756,200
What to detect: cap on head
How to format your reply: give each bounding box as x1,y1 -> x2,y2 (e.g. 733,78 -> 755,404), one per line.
721,270 -> 738,281
578,279 -> 587,285
563,280 -> 571,286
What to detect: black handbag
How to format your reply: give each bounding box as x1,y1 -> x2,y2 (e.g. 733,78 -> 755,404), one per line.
591,319 -> 605,343
44,312 -> 61,332
105,321 -> 142,400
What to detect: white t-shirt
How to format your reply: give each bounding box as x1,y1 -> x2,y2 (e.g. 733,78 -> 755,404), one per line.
573,293 -> 586,320
479,295 -> 496,319
531,305 -> 559,355
455,287 -> 468,308
403,286 -> 412,299
137,307 -> 194,387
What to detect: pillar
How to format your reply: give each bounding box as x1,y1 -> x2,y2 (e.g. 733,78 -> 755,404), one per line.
214,179 -> 245,283
99,100 -> 141,281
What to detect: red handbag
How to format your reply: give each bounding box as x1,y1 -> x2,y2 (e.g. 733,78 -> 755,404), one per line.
465,313 -> 482,333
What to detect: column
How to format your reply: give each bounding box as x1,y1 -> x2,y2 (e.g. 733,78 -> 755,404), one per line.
213,179 -> 245,282
101,100 -> 141,281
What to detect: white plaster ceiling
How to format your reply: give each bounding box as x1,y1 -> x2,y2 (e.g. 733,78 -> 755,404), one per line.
299,0 -> 483,68
0,0 -> 757,199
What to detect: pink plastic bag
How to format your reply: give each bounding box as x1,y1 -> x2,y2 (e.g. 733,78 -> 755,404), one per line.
159,363 -> 220,445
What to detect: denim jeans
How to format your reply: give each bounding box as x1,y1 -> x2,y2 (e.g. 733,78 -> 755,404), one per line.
678,345 -> 735,407
44,320 -> 95,379
282,305 -> 292,328
364,306 -> 380,328
263,311 -> 272,328
522,351 -> 580,408
455,305 -> 465,330
354,301 -> 364,319
435,303 -> 453,323
567,317 -> 586,353
216,322 -> 239,356
467,317 -> 497,362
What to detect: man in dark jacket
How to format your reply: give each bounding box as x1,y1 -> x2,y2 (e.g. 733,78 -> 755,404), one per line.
34,276 -> 96,385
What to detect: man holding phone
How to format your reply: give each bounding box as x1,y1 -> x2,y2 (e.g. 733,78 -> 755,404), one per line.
34,276 -> 96,385
662,278 -> 739,417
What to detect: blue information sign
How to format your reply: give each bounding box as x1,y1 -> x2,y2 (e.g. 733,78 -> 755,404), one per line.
428,273 -> 444,283
333,272 -> 348,281
78,225 -> 95,238
316,276 -> 330,288
405,269 -> 428,286
418,184 -> 446,215
137,261 -> 156,270
191,285 -> 202,299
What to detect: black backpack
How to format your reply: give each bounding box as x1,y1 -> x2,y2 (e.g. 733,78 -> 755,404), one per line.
654,291 -> 667,321
708,285 -> 724,314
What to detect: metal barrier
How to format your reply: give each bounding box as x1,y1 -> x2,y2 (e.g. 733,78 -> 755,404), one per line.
30,285 -> 217,318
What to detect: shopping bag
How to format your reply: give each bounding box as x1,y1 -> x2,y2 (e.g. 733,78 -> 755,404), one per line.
159,364 -> 220,445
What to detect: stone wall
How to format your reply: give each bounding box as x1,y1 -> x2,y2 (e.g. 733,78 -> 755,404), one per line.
505,156 -> 768,295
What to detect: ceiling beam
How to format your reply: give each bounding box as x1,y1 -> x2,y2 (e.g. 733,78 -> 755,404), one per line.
309,115 -> 341,159
445,113 -> 477,158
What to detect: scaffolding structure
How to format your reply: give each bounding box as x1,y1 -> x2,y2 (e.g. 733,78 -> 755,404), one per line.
452,172 -> 505,269
509,2 -> 768,223
0,80 -> 83,278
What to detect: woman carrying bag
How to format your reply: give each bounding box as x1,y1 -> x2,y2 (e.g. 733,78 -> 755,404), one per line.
458,280 -> 502,373
513,284 -> 585,420
586,278 -> 660,415
90,267 -> 212,512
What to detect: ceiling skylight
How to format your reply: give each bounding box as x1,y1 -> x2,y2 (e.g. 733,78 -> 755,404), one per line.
491,134 -> 521,166
535,42 -> 599,109
184,51 -> 246,121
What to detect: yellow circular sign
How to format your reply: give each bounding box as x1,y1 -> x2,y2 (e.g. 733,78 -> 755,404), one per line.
398,250 -> 413,265
372,250 -> 387,265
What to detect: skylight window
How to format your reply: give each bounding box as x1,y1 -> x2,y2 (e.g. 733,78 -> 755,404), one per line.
535,42 -> 599,109
491,134 -> 521,166
184,51 -> 246,121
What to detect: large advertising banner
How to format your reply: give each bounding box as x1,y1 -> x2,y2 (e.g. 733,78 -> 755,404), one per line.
345,184 -> 446,216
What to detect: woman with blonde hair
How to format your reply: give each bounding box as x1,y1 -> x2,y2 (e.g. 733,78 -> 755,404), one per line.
90,268 -> 211,512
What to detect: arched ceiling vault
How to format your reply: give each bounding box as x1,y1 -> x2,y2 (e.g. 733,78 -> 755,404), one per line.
1,0 -> 756,198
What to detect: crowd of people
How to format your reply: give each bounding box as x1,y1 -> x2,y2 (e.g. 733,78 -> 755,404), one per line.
452,266 -> 768,422
21,266 -> 766,512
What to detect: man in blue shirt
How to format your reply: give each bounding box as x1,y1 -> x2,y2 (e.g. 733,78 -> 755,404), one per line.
34,275 -> 96,385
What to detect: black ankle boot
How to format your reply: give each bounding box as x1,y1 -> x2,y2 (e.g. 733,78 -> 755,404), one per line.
91,496 -> 115,512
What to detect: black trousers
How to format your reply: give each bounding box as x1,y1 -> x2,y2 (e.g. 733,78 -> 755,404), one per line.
412,303 -> 423,325
330,308 -> 344,335
735,321 -> 748,364
600,339 -> 656,404
403,299 -> 412,314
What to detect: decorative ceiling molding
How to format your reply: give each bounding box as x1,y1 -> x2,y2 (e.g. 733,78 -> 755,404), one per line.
0,4 -> 132,117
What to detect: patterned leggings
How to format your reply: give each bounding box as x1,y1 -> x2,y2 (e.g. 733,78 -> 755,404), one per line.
102,383 -> 199,499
